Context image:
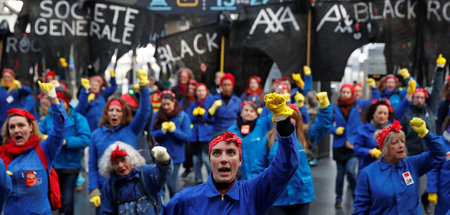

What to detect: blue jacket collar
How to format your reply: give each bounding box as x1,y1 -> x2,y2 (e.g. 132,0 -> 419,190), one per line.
379,159 -> 405,170
205,174 -> 239,200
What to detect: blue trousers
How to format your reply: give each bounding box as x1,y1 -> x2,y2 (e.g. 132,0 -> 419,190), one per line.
335,156 -> 358,202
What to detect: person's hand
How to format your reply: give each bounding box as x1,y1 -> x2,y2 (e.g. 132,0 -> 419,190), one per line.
370,148 -> 381,158
151,146 -> 171,163
407,79 -> 416,94
193,107 -> 200,116
59,58 -> 68,68
257,107 -> 262,115
88,93 -> 96,103
410,117 -> 429,138
38,81 -> 56,99
366,78 -> 376,88
89,189 -> 101,207
315,92 -> 330,109
303,66 -> 311,76
208,100 -> 222,116
336,127 -> 345,135
6,171 -> 12,176
81,78 -> 90,90
436,54 -> 446,68
428,193 -> 438,204
294,92 -> 305,107
292,73 -> 304,87
167,121 -> 176,132
13,80 -> 22,89
133,84 -> 140,93
264,93 -> 294,122
161,122 -> 170,134
399,68 -> 410,80
137,69 -> 149,86
197,107 -> 205,115
345,140 -> 354,150
108,69 -> 115,78
200,63 -> 207,73
42,134 -> 48,140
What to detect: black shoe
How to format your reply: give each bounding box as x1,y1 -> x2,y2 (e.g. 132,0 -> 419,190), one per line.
181,169 -> 190,178
335,202 -> 342,209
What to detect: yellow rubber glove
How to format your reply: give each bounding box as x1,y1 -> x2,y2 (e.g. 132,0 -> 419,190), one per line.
410,117 -> 429,138
372,148 -> 381,158
303,66 -> 311,76
42,134 -> 48,140
197,107 -> 206,115
292,73 -> 304,87
208,100 -> 222,116
257,107 -> 262,115
89,189 -> 101,207
161,122 -> 170,134
88,93 -> 96,103
294,92 -> 305,108
428,193 -> 438,204
62,140 -> 66,146
399,68 -> 410,79
336,127 -> 345,135
137,69 -> 149,86
264,93 -> 294,122
366,78 -> 376,88
6,171 -> 12,176
167,121 -> 176,132
59,58 -> 68,68
38,81 -> 56,99
81,78 -> 90,90
108,69 -> 115,78
316,92 -> 330,109
436,54 -> 446,68
192,107 -> 200,116
13,80 -> 21,89
133,84 -> 140,93
407,79 -> 416,94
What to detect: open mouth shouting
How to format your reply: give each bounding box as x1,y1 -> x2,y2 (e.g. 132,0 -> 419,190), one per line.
218,167 -> 231,176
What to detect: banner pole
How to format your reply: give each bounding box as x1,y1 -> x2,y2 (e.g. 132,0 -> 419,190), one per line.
220,35 -> 225,74
307,9 -> 311,67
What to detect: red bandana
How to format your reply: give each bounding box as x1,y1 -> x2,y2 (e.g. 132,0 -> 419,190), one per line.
209,132 -> 242,158
376,120 -> 402,150
7,108 -> 36,122
372,99 -> 394,113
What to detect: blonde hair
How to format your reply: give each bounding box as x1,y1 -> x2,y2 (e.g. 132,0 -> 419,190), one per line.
98,141 -> 145,178
2,115 -> 43,145
377,130 -> 406,159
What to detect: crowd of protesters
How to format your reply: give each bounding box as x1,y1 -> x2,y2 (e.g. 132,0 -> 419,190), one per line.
0,54 -> 448,215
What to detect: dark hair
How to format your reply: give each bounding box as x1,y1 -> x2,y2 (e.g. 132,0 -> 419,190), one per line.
161,93 -> 176,101
363,101 -> 394,123
210,131 -> 228,142
99,97 -> 133,127
241,102 -> 258,112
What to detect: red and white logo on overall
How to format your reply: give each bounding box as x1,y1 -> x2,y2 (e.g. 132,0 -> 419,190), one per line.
240,125 -> 250,135
402,171 -> 414,186
445,151 -> 450,161
26,171 -> 37,186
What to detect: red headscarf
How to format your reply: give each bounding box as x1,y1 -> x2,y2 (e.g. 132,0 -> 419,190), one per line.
376,120 -> 402,150
414,88 -> 429,99
2,68 -> 15,77
220,73 -> 235,86
340,84 -> 355,94
209,132 -> 242,160
110,145 -> 128,163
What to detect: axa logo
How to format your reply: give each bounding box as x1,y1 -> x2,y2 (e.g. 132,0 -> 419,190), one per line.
249,6 -> 300,35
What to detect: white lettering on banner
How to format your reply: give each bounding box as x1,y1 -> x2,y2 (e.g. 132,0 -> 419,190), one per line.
157,32 -> 219,67
249,6 -> 300,35
317,0 -> 449,32
34,1 -> 139,45
6,37 -> 41,53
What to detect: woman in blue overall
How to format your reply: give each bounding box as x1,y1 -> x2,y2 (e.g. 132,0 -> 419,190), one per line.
354,82 -> 414,172
353,118 -> 446,214
99,142 -> 173,215
75,70 -> 117,131
266,92 -> 333,215
151,90 -> 191,198
88,70 -> 151,211
0,81 -> 67,214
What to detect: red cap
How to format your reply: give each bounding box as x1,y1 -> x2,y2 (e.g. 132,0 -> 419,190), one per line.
7,108 -> 36,122
45,71 -> 56,79
220,73 -> 235,86
340,84 -> 355,94
110,145 -> 128,163
2,68 -> 15,77
376,120 -> 402,150
209,132 -> 242,160
414,88 -> 429,99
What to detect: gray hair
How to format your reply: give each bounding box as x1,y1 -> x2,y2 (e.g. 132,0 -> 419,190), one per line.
98,141 -> 146,178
